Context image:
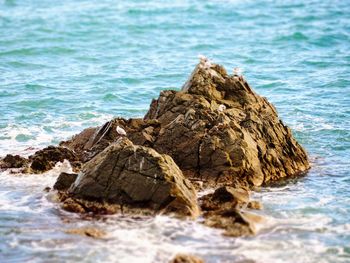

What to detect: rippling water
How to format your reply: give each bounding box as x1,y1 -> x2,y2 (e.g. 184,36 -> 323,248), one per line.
0,0 -> 349,262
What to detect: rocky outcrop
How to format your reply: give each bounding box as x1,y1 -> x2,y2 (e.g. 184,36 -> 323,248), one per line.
61,59 -> 309,189
144,61 -> 309,187
0,58 -> 309,238
65,138 -> 199,218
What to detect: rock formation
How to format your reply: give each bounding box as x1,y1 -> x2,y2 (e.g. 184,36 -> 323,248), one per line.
144,61 -> 309,187
0,58 -> 310,237
64,138 -> 199,218
61,59 -> 309,188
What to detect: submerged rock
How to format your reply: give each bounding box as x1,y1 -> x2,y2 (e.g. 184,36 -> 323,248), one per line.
65,138 -> 199,218
169,254 -> 204,263
65,227 -> 106,239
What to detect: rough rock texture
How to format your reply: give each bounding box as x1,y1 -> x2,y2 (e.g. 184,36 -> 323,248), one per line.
0,154 -> 28,169
61,60 -> 309,188
53,172 -> 78,191
29,146 -> 80,173
144,61 -> 310,187
169,254 -> 204,263
199,186 -> 264,237
68,138 -> 199,218
60,118 -> 160,163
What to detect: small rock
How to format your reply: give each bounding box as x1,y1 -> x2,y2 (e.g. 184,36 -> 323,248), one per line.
169,254 -> 204,263
0,154 -> 28,169
29,146 -> 79,173
247,200 -> 263,210
65,227 -> 106,239
200,186 -> 250,211
199,186 -> 260,237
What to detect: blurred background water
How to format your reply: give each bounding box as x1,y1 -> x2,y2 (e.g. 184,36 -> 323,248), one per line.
0,0 -> 349,262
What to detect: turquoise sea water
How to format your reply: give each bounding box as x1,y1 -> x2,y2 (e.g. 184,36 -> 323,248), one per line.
0,0 -> 349,262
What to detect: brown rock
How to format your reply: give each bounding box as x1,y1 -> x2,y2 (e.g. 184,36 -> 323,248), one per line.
53,172 -> 78,191
0,154 -> 28,169
29,146 -> 80,173
68,138 -> 199,218
60,60 -> 309,188
199,186 -> 262,237
144,59 -> 309,187
169,254 -> 204,263
60,118 -> 160,162
65,227 -> 106,238
247,200 -> 263,210
200,186 -> 250,211
60,196 -> 119,215
60,127 -> 97,160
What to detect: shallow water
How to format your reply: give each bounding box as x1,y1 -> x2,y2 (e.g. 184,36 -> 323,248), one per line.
0,0 -> 349,262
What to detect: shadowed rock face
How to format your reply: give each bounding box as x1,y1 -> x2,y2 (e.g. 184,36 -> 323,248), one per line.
68,138 -> 199,218
53,172 -> 78,191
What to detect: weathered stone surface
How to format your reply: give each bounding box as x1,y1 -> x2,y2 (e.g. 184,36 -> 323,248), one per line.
144,60 -> 310,187
29,146 -> 80,173
63,60 -> 309,188
0,154 -> 28,169
67,138 -> 199,218
53,172 -> 78,191
169,254 -> 204,263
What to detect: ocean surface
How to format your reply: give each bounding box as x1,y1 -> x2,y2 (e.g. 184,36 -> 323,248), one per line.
0,0 -> 349,262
